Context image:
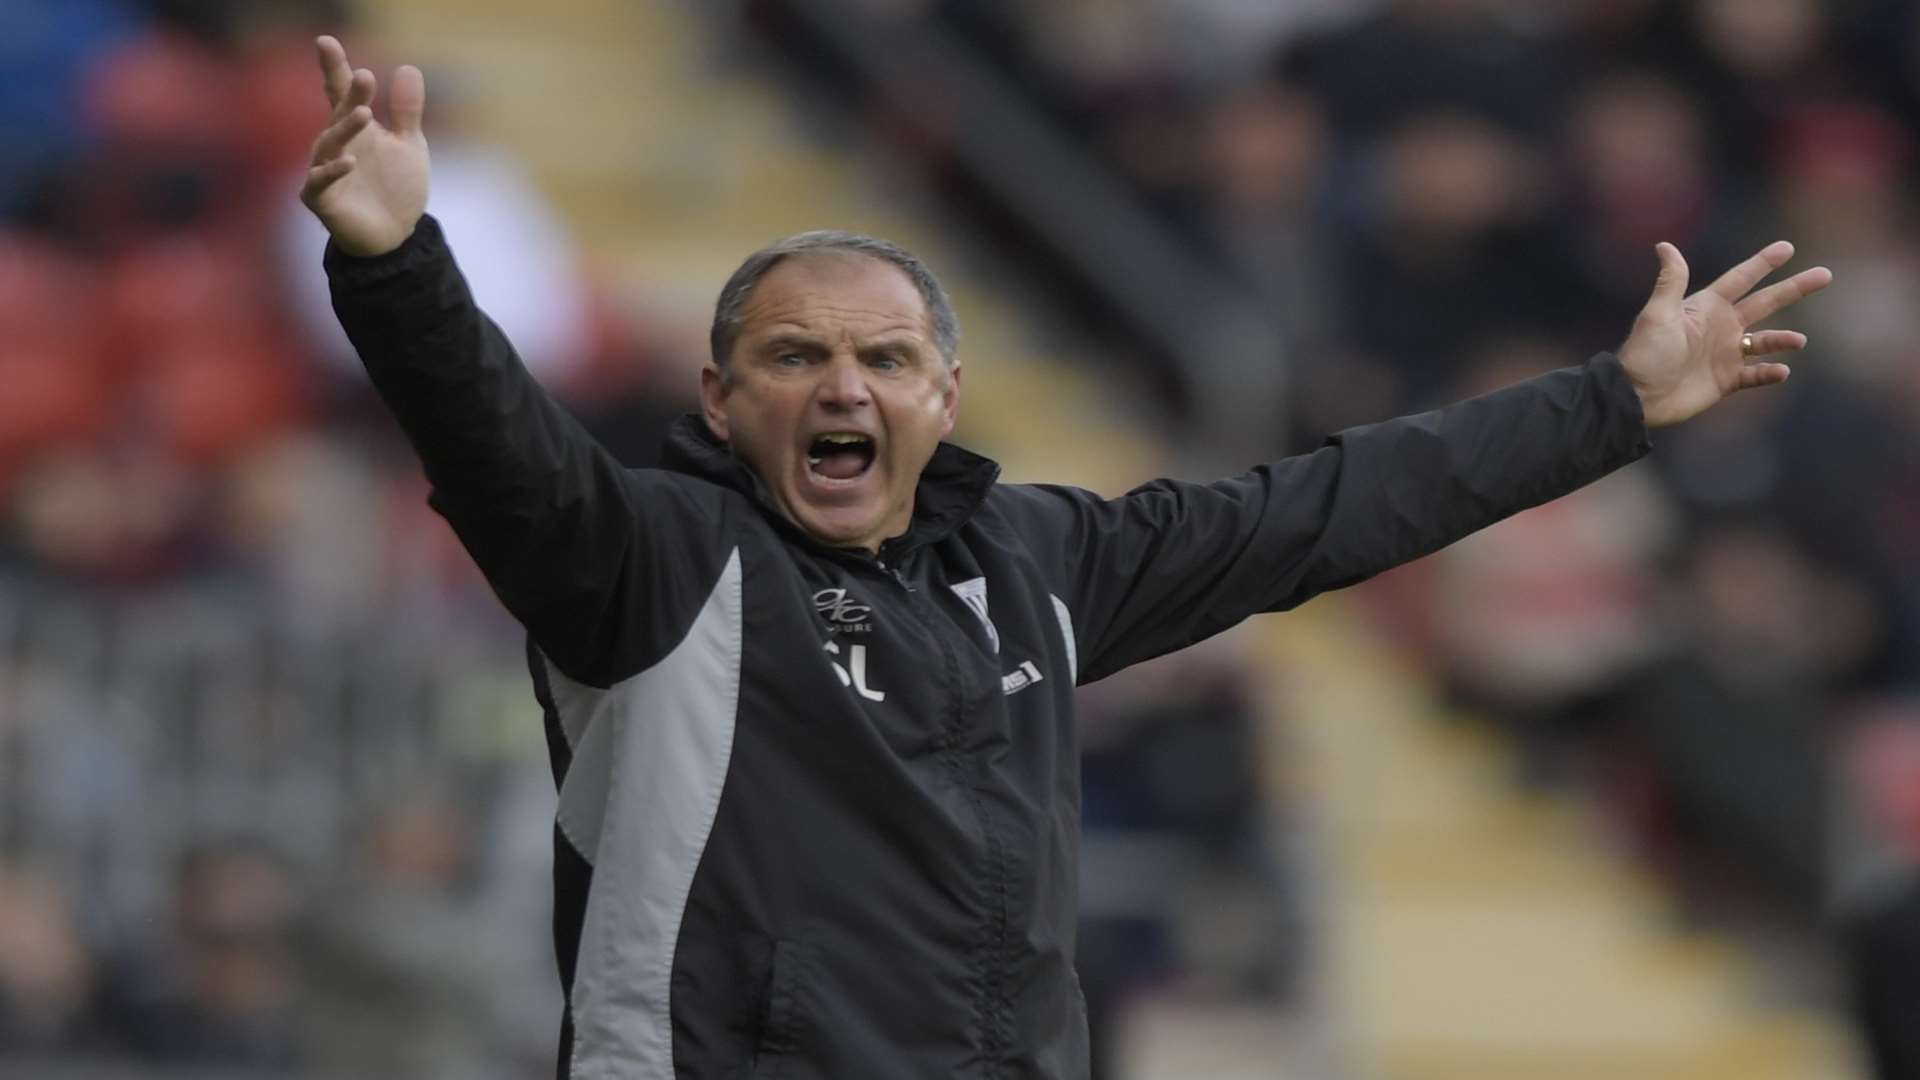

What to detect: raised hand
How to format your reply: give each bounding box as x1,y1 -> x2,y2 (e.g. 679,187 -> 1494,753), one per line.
300,35 -> 430,257
1617,241 -> 1833,428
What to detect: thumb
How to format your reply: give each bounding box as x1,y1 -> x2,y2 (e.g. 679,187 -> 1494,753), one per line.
1649,241 -> 1689,308
389,64 -> 426,137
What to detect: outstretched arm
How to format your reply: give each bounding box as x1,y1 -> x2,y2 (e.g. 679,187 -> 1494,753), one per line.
1017,353 -> 1652,683
1017,241 -> 1835,682
303,37 -> 727,686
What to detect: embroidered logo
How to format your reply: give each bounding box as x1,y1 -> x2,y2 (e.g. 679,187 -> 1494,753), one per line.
949,576 -> 1000,653
813,588 -> 873,633
1001,660 -> 1044,696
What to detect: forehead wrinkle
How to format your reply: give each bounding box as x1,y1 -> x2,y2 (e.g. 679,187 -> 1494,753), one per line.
743,297 -> 926,326
746,312 -> 932,350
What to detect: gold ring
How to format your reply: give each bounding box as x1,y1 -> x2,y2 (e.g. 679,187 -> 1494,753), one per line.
1740,333 -> 1755,357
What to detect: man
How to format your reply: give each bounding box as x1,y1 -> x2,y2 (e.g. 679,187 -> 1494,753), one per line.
301,36 -> 1831,1080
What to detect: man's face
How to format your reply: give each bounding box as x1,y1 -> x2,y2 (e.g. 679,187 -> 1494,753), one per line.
700,252 -> 959,552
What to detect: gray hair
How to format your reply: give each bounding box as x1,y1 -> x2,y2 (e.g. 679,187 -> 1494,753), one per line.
709,231 -> 960,371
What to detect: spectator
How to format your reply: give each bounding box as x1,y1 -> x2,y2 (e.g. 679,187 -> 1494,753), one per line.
98,842 -> 304,1071
0,0 -> 144,221
0,867 -> 94,1052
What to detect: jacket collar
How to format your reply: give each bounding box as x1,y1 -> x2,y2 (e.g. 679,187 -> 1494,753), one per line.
660,413 -> 1001,557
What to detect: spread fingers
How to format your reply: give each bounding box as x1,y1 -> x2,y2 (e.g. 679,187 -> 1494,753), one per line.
310,105 -> 372,165
1735,266 -> 1833,325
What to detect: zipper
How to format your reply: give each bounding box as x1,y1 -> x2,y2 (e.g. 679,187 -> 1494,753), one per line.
887,562 -> 1009,1071
846,542 -> 1011,1068
874,558 -> 913,593
873,546 -> 915,593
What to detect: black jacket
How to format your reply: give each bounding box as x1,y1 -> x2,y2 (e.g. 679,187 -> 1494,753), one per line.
327,216 -> 1651,1079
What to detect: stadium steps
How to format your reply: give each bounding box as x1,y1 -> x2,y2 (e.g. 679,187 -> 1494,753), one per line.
357,1 -> 1863,1076
1264,597 -> 1862,1079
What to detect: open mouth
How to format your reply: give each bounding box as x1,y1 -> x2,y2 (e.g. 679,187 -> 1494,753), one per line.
806,432 -> 876,482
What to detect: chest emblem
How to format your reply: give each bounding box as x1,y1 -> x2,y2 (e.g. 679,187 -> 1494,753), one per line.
949,576 -> 1001,653
813,587 -> 873,633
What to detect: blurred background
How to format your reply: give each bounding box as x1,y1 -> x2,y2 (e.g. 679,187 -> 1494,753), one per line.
3,0 -> 1919,1076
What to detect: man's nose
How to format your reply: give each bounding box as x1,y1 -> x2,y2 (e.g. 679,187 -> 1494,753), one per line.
815,354 -> 871,408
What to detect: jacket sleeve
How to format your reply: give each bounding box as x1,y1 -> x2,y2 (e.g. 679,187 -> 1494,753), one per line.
326,215 -> 729,687
1003,354 -> 1652,684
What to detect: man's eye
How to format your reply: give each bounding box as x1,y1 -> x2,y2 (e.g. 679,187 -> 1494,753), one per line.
775,353 -> 806,367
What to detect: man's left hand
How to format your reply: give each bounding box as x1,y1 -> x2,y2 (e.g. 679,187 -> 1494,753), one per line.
1618,240 -> 1833,428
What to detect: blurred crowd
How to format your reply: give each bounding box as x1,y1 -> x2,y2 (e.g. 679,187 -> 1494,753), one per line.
0,0 -> 688,1074
0,0 -> 682,589
10,0 -> 1920,1075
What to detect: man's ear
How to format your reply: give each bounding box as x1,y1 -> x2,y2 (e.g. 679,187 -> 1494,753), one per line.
940,362 -> 961,438
699,364 -> 730,441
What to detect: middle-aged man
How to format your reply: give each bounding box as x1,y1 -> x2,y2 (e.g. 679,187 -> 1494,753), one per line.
300,36 -> 1832,1080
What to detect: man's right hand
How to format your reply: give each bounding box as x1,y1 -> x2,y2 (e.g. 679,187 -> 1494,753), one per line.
301,35 -> 429,257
